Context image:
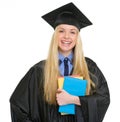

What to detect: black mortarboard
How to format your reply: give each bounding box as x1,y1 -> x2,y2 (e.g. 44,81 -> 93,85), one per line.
42,2 -> 92,30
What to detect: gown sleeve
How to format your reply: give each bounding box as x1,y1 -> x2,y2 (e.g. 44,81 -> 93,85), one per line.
10,65 -> 42,122
75,58 -> 110,122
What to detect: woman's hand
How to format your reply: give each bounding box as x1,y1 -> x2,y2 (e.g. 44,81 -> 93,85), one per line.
56,89 -> 81,106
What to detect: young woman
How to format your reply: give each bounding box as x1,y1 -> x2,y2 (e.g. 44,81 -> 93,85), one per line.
10,2 -> 110,122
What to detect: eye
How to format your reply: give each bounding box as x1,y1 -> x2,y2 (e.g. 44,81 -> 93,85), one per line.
71,31 -> 76,34
58,30 -> 64,33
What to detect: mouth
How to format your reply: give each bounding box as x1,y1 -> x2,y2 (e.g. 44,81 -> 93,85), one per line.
61,40 -> 72,45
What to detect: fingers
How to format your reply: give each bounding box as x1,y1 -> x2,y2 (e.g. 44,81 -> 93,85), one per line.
56,88 -> 63,93
56,89 -> 70,105
56,89 -> 62,105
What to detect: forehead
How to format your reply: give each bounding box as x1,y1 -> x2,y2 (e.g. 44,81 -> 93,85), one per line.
57,24 -> 78,31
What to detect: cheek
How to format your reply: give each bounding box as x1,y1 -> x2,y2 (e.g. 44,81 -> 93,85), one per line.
57,35 -> 63,45
72,37 -> 77,44
58,38 -> 61,46
72,41 -> 77,48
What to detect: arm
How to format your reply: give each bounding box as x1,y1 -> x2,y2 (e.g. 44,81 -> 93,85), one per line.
76,59 -> 110,122
56,89 -> 81,105
10,103 -> 32,122
10,67 -> 34,122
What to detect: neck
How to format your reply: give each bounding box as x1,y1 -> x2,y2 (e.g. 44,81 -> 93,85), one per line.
59,50 -> 72,57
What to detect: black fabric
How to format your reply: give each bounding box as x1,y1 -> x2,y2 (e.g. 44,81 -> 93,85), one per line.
54,11 -> 80,30
64,57 -> 69,76
10,57 -> 110,122
42,2 -> 92,30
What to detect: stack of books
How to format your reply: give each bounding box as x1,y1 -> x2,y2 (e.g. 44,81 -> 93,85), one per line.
58,76 -> 87,115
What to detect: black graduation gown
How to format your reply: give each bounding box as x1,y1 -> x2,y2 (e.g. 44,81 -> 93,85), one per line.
10,57 -> 110,122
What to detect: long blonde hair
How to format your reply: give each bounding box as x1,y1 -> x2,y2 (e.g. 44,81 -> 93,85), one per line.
44,27 -> 94,104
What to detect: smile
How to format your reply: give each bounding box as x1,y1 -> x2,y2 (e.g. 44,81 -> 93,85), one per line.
61,40 -> 72,44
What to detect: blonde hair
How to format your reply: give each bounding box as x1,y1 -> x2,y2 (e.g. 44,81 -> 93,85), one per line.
44,27 -> 95,104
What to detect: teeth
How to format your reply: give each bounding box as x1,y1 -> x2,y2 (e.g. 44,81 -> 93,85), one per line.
63,41 -> 71,44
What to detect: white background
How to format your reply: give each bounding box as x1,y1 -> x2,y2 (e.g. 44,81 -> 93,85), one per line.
0,0 -> 119,121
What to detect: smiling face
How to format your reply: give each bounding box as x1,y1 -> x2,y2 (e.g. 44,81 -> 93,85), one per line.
57,24 -> 79,56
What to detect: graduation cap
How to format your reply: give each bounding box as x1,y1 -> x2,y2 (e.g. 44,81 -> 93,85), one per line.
42,2 -> 92,30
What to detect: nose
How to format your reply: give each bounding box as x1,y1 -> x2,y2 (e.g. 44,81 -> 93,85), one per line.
64,32 -> 69,39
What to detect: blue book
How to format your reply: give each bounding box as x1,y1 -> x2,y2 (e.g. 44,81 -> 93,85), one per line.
59,76 -> 87,114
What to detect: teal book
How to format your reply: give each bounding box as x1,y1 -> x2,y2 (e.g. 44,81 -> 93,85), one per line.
58,76 -> 87,114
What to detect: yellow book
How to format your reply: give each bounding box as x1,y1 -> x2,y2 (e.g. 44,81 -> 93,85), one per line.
58,77 -> 64,89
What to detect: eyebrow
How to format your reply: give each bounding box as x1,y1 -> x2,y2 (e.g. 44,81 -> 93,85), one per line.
58,27 -> 78,31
